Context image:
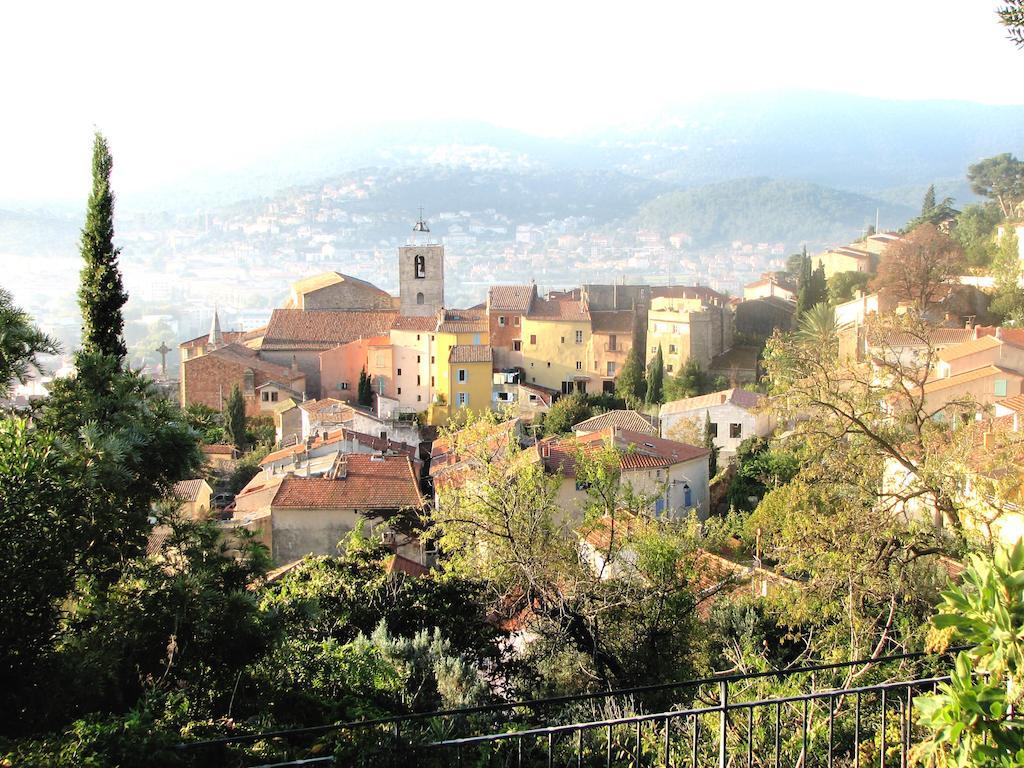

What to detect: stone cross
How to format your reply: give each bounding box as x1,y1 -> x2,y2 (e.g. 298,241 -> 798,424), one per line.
155,341 -> 171,377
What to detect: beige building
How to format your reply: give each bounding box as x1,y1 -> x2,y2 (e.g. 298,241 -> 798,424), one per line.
660,388 -> 773,457
646,296 -> 734,374
935,335 -> 1024,379
921,365 -> 1024,413
172,478 -> 214,520
284,272 -> 395,311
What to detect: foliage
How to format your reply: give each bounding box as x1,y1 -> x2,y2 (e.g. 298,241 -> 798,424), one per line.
183,402 -> 224,445
222,384 -> 247,452
246,414 -> 276,449
967,153 -> 1024,219
615,340 -> 646,406
663,358 -> 725,402
1000,1 -> 1024,48
0,286 -> 59,398
904,184 -> 957,230
78,132 -> 128,361
796,257 -> 828,318
913,544 -> 1024,766
827,270 -> 870,305
357,366 -> 373,407
988,228 -> 1024,326
644,344 -> 664,406
725,437 -> 801,512
954,203 -> 1003,269
225,444 -> 270,495
541,391 -> 592,436
870,223 -> 966,308
703,411 -> 718,477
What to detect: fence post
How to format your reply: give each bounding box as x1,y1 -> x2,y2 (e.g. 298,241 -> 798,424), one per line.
719,679 -> 729,768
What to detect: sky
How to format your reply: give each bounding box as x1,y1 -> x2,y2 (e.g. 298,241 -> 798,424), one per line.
1,0 -> 1021,206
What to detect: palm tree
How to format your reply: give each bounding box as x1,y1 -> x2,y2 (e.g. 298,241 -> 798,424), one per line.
794,301 -> 838,349
0,287 -> 60,398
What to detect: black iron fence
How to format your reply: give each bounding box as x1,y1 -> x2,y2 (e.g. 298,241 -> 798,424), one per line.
176,647 -> 966,766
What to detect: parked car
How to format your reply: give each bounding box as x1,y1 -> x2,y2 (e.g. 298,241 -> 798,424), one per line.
211,492 -> 235,510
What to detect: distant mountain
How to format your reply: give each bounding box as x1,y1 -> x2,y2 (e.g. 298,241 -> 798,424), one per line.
634,178 -> 916,247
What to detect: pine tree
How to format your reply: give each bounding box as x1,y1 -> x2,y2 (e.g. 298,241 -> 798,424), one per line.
922,184 -> 937,217
795,246 -> 813,316
810,263 -> 828,306
644,345 -> 664,406
357,367 -> 374,407
223,384 -> 247,452
615,344 -> 647,406
703,411 -> 719,477
78,132 -> 127,360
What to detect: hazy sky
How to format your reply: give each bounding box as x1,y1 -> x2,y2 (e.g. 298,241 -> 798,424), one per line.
2,1 -> 1020,205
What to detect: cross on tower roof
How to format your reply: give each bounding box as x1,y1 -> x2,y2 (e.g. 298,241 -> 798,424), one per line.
412,207 -> 429,233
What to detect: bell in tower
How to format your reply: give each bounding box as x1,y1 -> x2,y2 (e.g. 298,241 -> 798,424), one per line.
398,209 -> 445,317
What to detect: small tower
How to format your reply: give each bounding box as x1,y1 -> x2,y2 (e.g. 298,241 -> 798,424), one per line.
399,210 -> 445,317
208,307 -> 223,351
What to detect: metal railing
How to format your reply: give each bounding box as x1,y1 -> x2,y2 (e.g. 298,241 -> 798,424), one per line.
175,646 -> 965,766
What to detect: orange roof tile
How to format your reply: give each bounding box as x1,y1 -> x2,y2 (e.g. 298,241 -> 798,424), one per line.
262,309 -> 398,351
449,345 -> 492,364
488,285 -> 536,313
270,454 -> 422,510
527,298 -> 591,321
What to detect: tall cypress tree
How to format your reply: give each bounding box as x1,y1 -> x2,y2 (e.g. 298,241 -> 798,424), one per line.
922,184 -> 937,217
703,410 -> 719,477
616,344 -> 647,406
645,345 -> 664,406
78,132 -> 127,360
223,384 -> 247,452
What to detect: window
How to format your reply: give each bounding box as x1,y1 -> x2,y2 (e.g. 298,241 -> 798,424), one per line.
608,335 -> 617,351
261,391 -> 270,402
430,356 -> 435,364
417,375 -> 421,385
473,333 -> 481,345
576,361 -> 582,371
669,344 -> 676,354
430,376 -> 435,387
416,335 -> 421,342
666,364 -> 673,373
529,394 -> 538,402
375,352 -> 385,366
457,392 -> 469,407
650,346 -> 657,353
397,368 -> 402,376
414,254 -> 426,278
457,368 -> 467,382
561,381 -> 574,394
654,496 -> 665,515
415,292 -> 425,305
514,316 -> 520,326
683,483 -> 692,508
339,382 -> 350,390
561,336 -> 565,344
417,395 -> 422,402
271,391 -> 278,402
397,387 -> 402,395
575,330 -> 584,344
547,362 -> 551,367
430,335 -> 435,341
708,422 -> 718,438
530,334 -> 537,345
499,316 -> 506,326
730,423 -> 742,438
417,354 -> 421,362
995,379 -> 1008,397
607,361 -> 616,376
513,339 -> 522,351
380,431 -> 387,439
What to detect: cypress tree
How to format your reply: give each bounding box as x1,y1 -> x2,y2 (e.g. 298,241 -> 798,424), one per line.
922,184 -> 937,217
809,262 -> 828,307
223,384 -> 247,452
703,410 -> 719,477
616,344 -> 646,406
78,132 -> 127,360
645,345 -> 664,406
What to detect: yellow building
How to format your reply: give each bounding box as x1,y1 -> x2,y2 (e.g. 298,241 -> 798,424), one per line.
811,246 -> 877,280
520,298 -> 593,394
429,310 -> 491,424
646,296 -> 733,373
446,345 -> 494,419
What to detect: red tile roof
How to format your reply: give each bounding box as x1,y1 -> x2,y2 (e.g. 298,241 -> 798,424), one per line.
202,443 -> 237,456
974,326 -> 1024,346
192,343 -> 303,381
536,427 -> 708,477
572,410 -> 656,434
449,345 -> 493,364
527,298 -> 591,321
383,553 -> 430,577
488,284 -> 536,313
262,309 -> 398,351
270,454 -> 423,510
260,427 -> 416,466
438,309 -> 488,334
173,479 -> 209,502
590,311 -> 635,334
391,315 -> 439,332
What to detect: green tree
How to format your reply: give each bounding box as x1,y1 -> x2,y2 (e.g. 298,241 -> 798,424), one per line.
223,384 -> 247,452
542,391 -> 592,436
795,250 -> 827,316
968,153 -> 1024,219
826,270 -> 870,304
870,223 -> 966,308
615,344 -> 646,405
989,228 -> 1024,325
664,358 -> 708,401
955,203 -> 1003,269
0,287 -> 59,398
78,132 -> 128,360
703,410 -> 718,477
1000,1 -> 1024,47
357,366 -> 373,407
922,184 -> 937,216
913,544 -> 1024,767
644,345 -> 664,406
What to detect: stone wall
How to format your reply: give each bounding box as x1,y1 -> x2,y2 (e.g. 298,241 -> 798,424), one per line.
398,244 -> 445,317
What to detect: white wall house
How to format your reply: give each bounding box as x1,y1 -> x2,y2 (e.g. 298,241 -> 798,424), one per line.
660,388 -> 773,457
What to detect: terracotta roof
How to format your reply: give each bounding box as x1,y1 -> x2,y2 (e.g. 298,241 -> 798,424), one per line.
383,553 -> 430,577
261,427 -> 415,466
652,286 -> 727,305
438,309 -> 488,334
995,395 -> 1024,414
449,345 -> 493,364
923,365 -> 1022,393
180,330 -> 248,349
290,271 -> 391,299
577,512 -> 648,552
974,326 -> 1024,346
391,315 -> 438,332
489,285 -> 536,313
937,335 -> 1007,362
270,454 -> 423,510
590,311 -> 635,334
430,419 -> 521,475
536,427 -> 708,477
299,397 -> 351,415
190,343 -> 302,381
661,388 -> 763,415
262,309 -> 398,351
869,327 -> 974,349
573,410 -> 656,435
173,479 -> 209,502
202,444 -> 237,456
527,298 -> 591,321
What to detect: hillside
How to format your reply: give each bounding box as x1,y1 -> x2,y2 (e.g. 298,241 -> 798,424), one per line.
634,177 -> 915,246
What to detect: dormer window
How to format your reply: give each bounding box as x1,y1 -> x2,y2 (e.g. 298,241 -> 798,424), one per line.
414,254 -> 426,279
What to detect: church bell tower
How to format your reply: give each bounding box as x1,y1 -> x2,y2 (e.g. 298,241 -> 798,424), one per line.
398,211 -> 445,317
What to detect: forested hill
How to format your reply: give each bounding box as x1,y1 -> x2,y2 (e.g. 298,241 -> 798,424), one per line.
634,177 -> 916,246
